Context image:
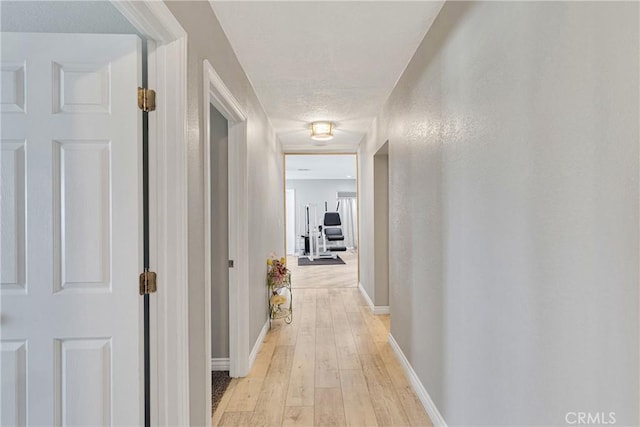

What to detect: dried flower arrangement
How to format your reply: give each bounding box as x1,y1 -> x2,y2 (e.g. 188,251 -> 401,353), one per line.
266,253 -> 292,324
266,254 -> 289,288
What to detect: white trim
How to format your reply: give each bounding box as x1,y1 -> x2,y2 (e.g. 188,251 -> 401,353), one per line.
202,63 -> 213,427
111,2 -> 189,426
249,320 -> 270,370
358,282 -> 390,315
210,358 -> 231,371
203,60 -> 250,379
388,334 -> 447,427
148,35 -> 190,427
358,282 -> 374,309
285,189 -> 296,255
205,66 -> 246,122
373,305 -> 390,315
112,1 -> 185,43
229,119 -> 249,378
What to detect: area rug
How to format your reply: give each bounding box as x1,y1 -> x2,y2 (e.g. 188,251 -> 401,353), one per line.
211,371 -> 232,415
297,256 -> 346,266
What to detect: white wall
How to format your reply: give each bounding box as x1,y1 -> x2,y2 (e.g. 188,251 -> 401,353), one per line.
359,2 -> 639,425
164,3 -> 284,425
286,179 -> 356,251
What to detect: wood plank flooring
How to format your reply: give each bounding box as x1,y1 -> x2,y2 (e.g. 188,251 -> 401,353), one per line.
287,251 -> 358,289
213,287 -> 432,426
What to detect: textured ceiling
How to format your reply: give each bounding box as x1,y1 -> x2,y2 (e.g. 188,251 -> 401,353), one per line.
210,1 -> 444,152
286,154 -> 357,180
0,1 -> 141,35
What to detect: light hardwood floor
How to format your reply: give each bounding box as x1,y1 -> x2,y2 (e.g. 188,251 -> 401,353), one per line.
287,251 -> 359,289
212,287 -> 433,426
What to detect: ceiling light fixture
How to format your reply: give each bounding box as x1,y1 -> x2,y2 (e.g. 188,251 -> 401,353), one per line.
310,121 -> 334,141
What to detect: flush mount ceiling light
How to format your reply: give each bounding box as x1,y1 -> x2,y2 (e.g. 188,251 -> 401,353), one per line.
310,121 -> 334,141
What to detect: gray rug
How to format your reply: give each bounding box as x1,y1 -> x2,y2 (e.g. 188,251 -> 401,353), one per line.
297,256 -> 345,266
211,371 -> 232,415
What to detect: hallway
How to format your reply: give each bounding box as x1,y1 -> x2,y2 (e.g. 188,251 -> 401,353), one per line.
1,1 -> 637,425
212,288 -> 431,426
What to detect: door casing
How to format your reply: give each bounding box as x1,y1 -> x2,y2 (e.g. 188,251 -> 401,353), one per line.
203,60 -> 250,387
111,2 -> 189,426
285,189 -> 296,255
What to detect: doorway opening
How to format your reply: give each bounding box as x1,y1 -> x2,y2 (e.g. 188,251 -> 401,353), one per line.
206,102 -> 233,413
202,60 -> 250,419
284,154 -> 359,289
207,103 -> 230,369
373,142 -> 390,312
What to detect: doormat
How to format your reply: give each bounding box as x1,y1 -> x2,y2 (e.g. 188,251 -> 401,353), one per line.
297,256 -> 346,266
211,371 -> 232,415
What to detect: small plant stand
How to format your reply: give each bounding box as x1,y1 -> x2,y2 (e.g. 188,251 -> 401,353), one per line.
268,272 -> 292,327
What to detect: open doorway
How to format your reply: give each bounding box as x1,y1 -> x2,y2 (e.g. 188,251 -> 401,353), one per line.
207,104 -> 230,363
373,142 -> 390,312
284,154 -> 359,289
203,59 -> 251,423
205,102 -> 234,415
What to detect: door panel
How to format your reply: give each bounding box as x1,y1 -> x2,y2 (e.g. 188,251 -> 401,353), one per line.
1,62 -> 26,113
0,33 -> 142,426
0,340 -> 27,426
53,140 -> 112,293
54,338 -> 112,426
0,140 -> 26,293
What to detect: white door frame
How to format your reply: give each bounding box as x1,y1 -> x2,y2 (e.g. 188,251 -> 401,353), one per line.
110,2 -> 190,426
203,60 -> 250,380
285,189 -> 296,255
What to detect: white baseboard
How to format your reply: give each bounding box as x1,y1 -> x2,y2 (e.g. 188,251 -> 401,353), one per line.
358,281 -> 374,308
388,334 -> 447,427
358,282 -> 390,315
372,305 -> 390,315
248,319 -> 269,371
210,358 -> 230,371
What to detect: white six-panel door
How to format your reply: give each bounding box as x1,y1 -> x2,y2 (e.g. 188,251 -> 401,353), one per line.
1,33 -> 142,426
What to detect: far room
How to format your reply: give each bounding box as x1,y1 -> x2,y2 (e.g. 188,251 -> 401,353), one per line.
285,154 -> 358,289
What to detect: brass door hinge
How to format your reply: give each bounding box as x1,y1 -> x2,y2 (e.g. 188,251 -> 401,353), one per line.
139,270 -> 157,295
138,87 -> 156,112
